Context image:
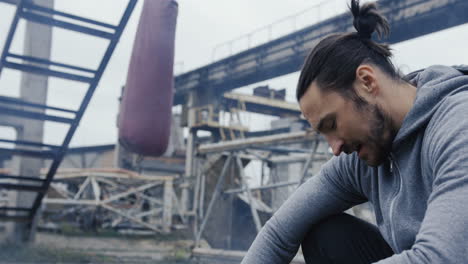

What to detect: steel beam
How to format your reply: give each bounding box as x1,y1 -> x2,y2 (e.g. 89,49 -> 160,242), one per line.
0,95 -> 76,114
223,180 -> 300,194
235,155 -> 262,233
3,61 -> 94,83
20,12 -> 114,39
0,173 -> 45,182
0,215 -> 30,222
195,154 -> 233,247
0,0 -> 19,4
198,131 -> 317,154
7,53 -> 96,74
22,1 -> 117,30
0,138 -> 60,149
0,183 -> 44,192
0,0 -> 24,76
0,105 -> 75,123
0,207 -> 31,211
0,147 -> 55,159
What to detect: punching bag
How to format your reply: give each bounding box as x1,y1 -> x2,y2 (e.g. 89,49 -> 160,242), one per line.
119,0 -> 178,156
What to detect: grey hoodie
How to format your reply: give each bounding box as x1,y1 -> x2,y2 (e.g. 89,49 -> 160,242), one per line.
241,65 -> 468,264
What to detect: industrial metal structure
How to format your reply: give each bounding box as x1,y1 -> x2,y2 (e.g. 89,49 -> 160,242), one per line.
174,0 -> 468,105
193,131 -> 330,247
43,168 -> 181,233
0,0 -> 137,240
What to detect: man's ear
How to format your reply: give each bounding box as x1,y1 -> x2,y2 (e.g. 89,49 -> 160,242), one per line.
355,64 -> 378,96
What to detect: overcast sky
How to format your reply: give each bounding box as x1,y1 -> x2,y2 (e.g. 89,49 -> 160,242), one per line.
0,0 -> 468,147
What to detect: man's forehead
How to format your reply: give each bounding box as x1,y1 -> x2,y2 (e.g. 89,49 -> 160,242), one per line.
300,82 -> 323,122
300,82 -> 344,132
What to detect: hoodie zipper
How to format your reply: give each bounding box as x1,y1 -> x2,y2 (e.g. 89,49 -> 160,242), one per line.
388,154 -> 402,252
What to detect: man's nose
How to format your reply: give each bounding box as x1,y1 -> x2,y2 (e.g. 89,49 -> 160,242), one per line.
326,135 -> 344,156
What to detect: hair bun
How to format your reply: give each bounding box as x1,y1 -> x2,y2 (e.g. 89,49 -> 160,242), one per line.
350,0 -> 389,39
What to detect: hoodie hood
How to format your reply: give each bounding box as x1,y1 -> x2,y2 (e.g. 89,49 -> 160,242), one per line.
393,65 -> 467,148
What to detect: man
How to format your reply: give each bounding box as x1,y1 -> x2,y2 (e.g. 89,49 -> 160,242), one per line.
241,0 -> 468,263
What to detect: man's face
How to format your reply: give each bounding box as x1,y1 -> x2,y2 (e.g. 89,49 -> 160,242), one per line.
299,81 -> 396,167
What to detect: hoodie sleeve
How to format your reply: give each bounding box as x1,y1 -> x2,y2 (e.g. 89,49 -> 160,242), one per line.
374,94 -> 468,264
241,154 -> 367,264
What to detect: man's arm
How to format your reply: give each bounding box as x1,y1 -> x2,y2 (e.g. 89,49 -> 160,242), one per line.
241,154 -> 367,264
375,95 -> 468,264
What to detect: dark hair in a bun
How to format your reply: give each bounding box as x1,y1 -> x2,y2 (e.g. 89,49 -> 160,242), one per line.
296,0 -> 400,104
351,0 -> 389,39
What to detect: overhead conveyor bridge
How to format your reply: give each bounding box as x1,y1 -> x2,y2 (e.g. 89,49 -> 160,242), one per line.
174,0 -> 468,105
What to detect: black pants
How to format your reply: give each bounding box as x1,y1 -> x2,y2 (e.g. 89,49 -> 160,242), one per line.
301,213 -> 394,264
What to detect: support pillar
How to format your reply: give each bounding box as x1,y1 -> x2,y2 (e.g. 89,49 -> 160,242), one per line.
183,89 -> 219,214
9,0 -> 54,244
162,179 -> 173,233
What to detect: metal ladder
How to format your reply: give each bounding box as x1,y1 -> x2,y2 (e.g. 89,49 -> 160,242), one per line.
0,0 -> 138,223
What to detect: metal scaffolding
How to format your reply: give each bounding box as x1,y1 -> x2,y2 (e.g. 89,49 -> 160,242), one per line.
191,130 -> 331,248
42,168 -> 184,233
0,0 -> 138,227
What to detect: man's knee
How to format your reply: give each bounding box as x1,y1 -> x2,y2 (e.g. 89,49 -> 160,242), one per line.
302,213 -> 356,246
301,213 -> 393,264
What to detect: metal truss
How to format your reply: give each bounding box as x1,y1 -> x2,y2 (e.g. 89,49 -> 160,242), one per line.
0,0 -> 138,224
42,168 -> 185,233
191,131 -> 332,247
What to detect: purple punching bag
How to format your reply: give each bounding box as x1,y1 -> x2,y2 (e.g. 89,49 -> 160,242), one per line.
119,0 -> 178,156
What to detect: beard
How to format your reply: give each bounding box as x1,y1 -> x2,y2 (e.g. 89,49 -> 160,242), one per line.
356,101 -> 397,167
